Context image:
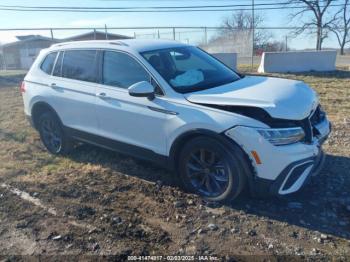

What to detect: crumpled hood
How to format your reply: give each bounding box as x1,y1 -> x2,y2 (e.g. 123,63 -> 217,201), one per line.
184,76 -> 319,120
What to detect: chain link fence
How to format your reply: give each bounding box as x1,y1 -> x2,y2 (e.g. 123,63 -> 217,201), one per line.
0,26 -> 346,70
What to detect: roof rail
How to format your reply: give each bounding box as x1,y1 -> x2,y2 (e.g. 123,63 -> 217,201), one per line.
50,40 -> 129,48
51,42 -> 68,47
109,40 -> 129,47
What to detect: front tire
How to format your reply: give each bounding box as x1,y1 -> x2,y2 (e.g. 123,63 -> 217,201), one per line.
38,111 -> 72,155
178,136 -> 247,202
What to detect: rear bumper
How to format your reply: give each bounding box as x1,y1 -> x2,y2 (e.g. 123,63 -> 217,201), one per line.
253,149 -> 325,196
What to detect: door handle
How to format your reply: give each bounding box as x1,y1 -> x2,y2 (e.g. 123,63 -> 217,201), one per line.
96,92 -> 108,99
50,83 -> 60,89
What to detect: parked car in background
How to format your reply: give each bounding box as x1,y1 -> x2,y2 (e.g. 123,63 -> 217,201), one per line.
21,39 -> 331,201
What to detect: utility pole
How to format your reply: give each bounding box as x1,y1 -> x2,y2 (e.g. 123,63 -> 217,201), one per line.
251,0 -> 255,70
285,35 -> 288,51
105,24 -> 108,40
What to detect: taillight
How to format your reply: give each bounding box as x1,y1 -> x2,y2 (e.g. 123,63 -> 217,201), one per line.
20,81 -> 26,93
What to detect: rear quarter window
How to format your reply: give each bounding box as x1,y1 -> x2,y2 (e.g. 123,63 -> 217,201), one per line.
40,52 -> 57,75
62,50 -> 98,83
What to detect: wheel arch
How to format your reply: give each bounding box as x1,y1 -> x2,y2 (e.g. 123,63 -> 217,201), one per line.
31,102 -> 62,129
169,128 -> 256,186
170,129 -> 240,166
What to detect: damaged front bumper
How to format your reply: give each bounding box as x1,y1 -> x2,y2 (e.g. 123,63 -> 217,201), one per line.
225,117 -> 331,196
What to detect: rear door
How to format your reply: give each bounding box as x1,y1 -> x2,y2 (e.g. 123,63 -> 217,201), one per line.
95,50 -> 168,155
49,49 -> 99,135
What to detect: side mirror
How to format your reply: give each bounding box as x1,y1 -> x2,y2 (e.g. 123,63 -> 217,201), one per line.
128,81 -> 155,100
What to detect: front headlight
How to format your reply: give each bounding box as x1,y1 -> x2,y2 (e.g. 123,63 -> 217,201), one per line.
256,127 -> 305,146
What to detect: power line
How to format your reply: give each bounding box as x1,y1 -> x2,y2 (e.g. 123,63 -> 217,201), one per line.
97,0 -> 289,1
0,26 -> 337,31
0,2 -> 303,9
61,0 -> 291,1
0,4 -> 345,13
96,0 -> 288,0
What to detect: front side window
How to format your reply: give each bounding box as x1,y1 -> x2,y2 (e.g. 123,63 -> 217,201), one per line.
62,50 -> 98,82
141,46 -> 240,93
40,52 -> 57,75
103,51 -> 150,89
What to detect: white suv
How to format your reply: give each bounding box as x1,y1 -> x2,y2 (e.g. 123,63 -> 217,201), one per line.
21,39 -> 331,201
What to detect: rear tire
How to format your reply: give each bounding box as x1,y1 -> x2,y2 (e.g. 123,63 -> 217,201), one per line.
38,111 -> 72,155
178,136 -> 247,202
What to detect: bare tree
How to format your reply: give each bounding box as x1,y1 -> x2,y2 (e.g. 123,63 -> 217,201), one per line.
289,0 -> 338,50
328,0 -> 350,55
220,11 -> 272,49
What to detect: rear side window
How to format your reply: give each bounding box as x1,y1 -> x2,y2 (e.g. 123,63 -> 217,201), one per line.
53,52 -> 63,77
103,51 -> 149,89
40,52 -> 57,75
62,50 -> 98,82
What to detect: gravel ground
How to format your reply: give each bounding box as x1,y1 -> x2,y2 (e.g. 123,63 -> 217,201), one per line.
0,70 -> 349,260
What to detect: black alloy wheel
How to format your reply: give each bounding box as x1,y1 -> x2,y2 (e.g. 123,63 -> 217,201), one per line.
178,136 -> 248,202
38,111 -> 72,155
185,148 -> 230,197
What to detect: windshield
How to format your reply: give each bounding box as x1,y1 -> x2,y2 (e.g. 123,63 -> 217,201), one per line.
140,46 -> 240,93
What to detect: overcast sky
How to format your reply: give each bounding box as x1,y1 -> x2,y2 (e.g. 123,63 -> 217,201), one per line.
0,0 -> 343,50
